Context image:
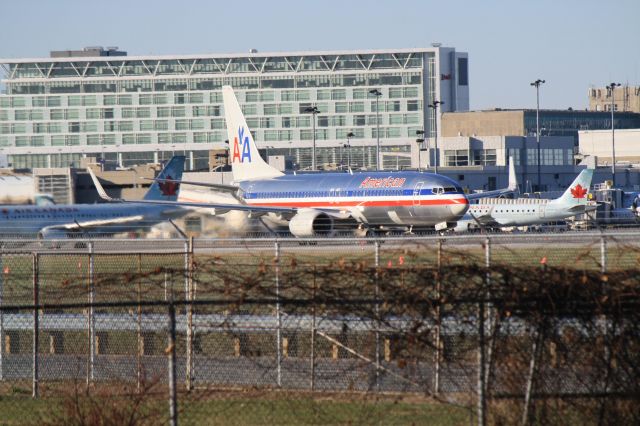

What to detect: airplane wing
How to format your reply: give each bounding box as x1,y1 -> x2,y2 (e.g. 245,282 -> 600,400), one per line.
468,210 -> 496,226
39,215 -> 147,234
89,166 -> 305,215
466,157 -> 518,201
146,178 -> 240,194
567,203 -> 598,213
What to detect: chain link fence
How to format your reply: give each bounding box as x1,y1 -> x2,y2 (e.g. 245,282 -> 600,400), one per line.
0,232 -> 639,425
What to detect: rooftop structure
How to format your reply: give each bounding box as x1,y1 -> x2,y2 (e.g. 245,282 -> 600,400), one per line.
589,85 -> 640,113
50,46 -> 127,58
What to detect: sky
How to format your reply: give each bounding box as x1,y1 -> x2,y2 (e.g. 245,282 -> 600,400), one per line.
0,0 -> 638,111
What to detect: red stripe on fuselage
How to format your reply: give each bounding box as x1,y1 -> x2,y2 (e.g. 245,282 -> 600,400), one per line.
246,198 -> 468,208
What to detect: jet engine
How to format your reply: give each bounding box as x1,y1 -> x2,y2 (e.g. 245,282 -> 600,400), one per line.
288,209 -> 334,237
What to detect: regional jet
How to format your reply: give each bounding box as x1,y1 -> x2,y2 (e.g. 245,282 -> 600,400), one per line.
454,168 -> 595,232
95,86 -> 516,237
0,156 -> 186,238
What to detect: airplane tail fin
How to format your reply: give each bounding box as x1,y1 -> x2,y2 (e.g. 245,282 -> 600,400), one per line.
507,156 -> 518,192
549,168 -> 594,208
143,156 -> 185,201
222,86 -> 284,181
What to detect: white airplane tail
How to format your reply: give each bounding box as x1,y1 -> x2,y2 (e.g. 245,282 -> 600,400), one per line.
222,86 -> 284,181
548,169 -> 594,209
507,156 -> 517,192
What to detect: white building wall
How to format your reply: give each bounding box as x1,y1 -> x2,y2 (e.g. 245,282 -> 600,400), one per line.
579,128 -> 640,163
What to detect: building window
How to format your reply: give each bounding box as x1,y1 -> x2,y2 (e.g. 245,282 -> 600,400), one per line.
472,149 -> 496,166
458,58 -> 468,86
507,148 -> 521,166
407,100 -> 421,111
445,150 -> 469,166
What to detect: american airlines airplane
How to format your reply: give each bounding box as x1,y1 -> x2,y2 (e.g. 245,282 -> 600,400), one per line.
0,156 -> 186,238
454,168 -> 595,232
97,86 -> 515,237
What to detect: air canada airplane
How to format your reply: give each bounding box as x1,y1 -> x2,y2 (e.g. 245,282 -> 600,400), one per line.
454,168 -> 595,232
0,156 -> 186,238
96,86 -> 516,237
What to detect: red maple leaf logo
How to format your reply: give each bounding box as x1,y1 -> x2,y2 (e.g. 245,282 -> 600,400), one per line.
158,175 -> 179,196
570,184 -> 587,199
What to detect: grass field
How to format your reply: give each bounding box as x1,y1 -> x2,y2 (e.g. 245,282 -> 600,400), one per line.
0,392 -> 473,425
2,238 -> 639,304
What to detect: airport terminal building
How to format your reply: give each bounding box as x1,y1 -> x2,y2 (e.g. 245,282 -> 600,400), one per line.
0,46 -> 469,171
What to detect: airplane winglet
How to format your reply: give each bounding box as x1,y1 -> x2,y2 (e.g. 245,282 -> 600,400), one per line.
87,167 -> 117,202
507,156 -> 518,192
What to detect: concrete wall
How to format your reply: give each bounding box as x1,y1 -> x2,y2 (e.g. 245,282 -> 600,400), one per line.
441,110 -> 525,137
579,128 -> 640,164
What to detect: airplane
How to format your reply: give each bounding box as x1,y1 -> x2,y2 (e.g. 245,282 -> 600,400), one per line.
0,156 -> 186,239
453,168 -> 595,232
94,86 -> 516,237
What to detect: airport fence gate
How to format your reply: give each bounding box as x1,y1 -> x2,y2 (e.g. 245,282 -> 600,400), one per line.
0,233 -> 639,425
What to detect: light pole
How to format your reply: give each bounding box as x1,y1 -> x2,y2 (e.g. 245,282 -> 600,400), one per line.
346,131 -> 354,170
369,89 -> 382,170
530,79 -> 545,191
608,82 -> 621,186
416,129 -> 425,171
427,100 -> 444,174
303,106 -> 319,170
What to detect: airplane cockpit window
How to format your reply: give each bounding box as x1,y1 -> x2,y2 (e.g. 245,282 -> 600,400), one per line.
433,186 -> 445,195
444,187 -> 457,193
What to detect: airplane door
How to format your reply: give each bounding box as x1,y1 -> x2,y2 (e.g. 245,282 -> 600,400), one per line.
413,182 -> 424,206
538,205 -> 546,219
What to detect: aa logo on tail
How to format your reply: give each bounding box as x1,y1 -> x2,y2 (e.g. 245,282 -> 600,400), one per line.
232,127 -> 252,163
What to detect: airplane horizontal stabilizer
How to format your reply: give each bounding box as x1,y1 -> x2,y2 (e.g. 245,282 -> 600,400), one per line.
146,178 -> 239,194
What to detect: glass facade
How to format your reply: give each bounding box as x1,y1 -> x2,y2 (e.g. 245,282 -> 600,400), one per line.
523,110 -> 640,139
0,48 -> 467,169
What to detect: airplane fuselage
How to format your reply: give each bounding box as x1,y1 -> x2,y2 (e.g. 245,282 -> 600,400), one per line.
468,202 -> 559,226
239,171 -> 469,227
0,203 -> 184,237
463,200 -> 590,227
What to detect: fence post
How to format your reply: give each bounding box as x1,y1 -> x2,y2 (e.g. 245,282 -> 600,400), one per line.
477,299 -> 486,426
137,254 -> 142,393
32,252 -> 39,399
598,233 -> 612,424
600,233 -> 607,274
310,264 -> 316,391
476,237 -> 489,426
87,242 -> 95,387
167,302 -> 178,426
522,327 -> 542,426
374,240 -> 381,391
185,236 -> 194,391
275,240 -> 282,387
0,252 -> 4,381
484,237 -> 493,393
434,239 -> 442,395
